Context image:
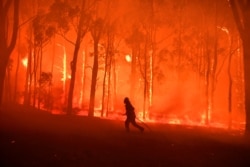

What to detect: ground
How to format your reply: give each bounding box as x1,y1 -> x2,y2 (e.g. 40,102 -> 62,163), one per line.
1,105 -> 250,167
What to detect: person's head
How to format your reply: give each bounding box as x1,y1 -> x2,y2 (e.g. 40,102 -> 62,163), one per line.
124,97 -> 130,104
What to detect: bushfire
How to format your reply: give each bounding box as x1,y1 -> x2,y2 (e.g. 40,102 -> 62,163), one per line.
2,0 -> 246,131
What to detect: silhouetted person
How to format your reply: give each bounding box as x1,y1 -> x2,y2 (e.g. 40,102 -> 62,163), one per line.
123,97 -> 144,132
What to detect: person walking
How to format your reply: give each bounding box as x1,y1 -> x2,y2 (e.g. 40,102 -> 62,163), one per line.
123,97 -> 144,132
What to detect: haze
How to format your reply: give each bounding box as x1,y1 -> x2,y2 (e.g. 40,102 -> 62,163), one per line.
1,0 -> 245,129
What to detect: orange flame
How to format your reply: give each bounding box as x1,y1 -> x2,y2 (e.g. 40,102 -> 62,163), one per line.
125,54 -> 132,62
22,57 -> 28,67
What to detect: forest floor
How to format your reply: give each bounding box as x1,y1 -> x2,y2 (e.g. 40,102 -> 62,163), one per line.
1,105 -> 250,167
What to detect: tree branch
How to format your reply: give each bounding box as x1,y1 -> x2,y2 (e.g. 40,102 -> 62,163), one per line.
56,31 -> 76,46
229,0 -> 244,39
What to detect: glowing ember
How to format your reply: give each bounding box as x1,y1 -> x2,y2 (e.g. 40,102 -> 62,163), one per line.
22,57 -> 28,67
125,54 -> 132,62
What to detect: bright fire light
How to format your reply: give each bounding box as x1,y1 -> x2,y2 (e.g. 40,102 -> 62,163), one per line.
125,54 -> 132,62
22,57 -> 28,67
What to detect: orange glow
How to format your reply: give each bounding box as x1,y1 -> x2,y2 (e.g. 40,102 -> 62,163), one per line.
125,54 -> 132,62
6,0 -> 245,133
22,57 -> 28,67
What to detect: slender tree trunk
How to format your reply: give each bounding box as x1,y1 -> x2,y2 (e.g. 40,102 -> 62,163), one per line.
38,46 -> 43,110
67,39 -> 81,115
106,35 -> 114,117
101,41 -> 109,117
143,41 -> 148,119
48,36 -> 56,112
82,46 -> 88,109
14,32 -> 21,103
32,48 -> 39,107
106,62 -> 112,117
228,36 -> 233,129
205,31 -> 211,125
89,40 -> 99,117
130,46 -> 137,102
149,26 -> 156,112
4,61 -> 11,104
112,54 -> 117,111
210,2 -> 218,122
101,33 -> 113,117
67,1 -> 86,115
24,43 -> 33,106
89,18 -> 104,117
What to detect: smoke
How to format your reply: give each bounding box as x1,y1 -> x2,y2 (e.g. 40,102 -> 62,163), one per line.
150,77 -> 205,122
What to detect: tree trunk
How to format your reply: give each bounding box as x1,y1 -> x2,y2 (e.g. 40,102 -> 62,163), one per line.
14,32 -> 21,103
143,41 -> 148,119
112,54 -> 117,112
24,43 -> 33,106
82,46 -> 89,109
106,62 -> 112,117
101,31 -> 113,117
101,42 -> 109,117
243,40 -> 250,133
32,48 -> 39,107
67,1 -> 86,115
38,46 -> 43,110
67,38 -> 81,115
228,37 -> 233,129
89,41 -> 99,117
205,52 -> 210,125
210,2 -> 218,123
0,60 -> 7,106
0,0 -> 19,107
89,18 -> 104,117
229,0 -> 250,134
130,46 -> 137,102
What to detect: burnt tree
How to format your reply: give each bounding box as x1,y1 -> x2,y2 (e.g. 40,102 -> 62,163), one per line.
67,1 -> 88,115
89,18 -> 104,117
0,0 -> 19,106
229,0 -> 250,134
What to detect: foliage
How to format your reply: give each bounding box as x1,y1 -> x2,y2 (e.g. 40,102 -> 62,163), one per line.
32,0 -> 81,47
38,72 -> 52,109
33,15 -> 56,46
47,0 -> 80,33
39,72 -> 52,87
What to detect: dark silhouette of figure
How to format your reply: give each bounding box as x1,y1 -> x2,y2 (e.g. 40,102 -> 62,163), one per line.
123,97 -> 144,132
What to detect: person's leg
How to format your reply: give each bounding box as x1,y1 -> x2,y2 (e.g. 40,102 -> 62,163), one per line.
131,119 -> 144,132
125,119 -> 130,132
